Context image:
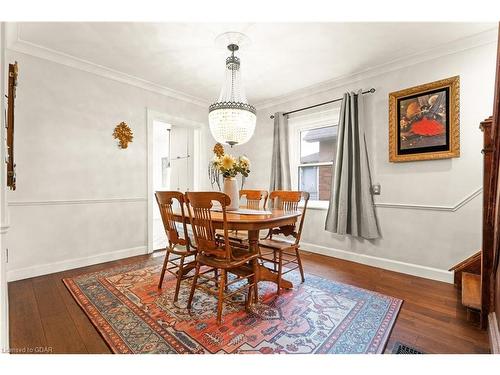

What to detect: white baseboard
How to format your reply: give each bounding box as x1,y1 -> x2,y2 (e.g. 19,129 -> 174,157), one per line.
301,241 -> 454,283
6,242 -> 454,283
6,246 -> 147,282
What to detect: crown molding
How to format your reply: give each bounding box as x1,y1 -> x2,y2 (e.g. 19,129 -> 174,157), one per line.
5,23 -> 209,108
255,27 -> 498,110
5,23 -> 498,112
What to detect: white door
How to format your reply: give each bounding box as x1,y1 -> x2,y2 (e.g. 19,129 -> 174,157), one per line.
152,121 -> 195,250
168,126 -> 194,192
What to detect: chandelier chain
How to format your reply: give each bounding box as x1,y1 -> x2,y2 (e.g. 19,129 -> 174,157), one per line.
231,48 -> 235,101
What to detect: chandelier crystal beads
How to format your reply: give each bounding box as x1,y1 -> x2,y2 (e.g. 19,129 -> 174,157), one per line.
208,43 -> 256,147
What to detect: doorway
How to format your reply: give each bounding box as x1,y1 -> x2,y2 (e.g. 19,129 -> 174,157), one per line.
151,121 -> 195,250
147,109 -> 205,253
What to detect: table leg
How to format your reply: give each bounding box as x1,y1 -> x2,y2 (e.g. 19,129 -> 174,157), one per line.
247,230 -> 293,291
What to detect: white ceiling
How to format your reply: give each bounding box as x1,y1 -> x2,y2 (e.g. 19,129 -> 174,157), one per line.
16,22 -> 497,105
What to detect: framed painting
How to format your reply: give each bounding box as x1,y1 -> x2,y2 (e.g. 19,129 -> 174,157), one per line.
389,76 -> 460,162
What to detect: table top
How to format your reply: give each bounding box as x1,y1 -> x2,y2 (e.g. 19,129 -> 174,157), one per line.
172,206 -> 301,231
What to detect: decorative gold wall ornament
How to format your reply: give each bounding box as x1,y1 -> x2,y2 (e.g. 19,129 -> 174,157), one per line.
113,122 -> 134,149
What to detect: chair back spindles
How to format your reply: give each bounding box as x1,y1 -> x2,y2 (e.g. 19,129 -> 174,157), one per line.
240,190 -> 269,210
185,192 -> 231,260
155,191 -> 189,249
268,190 -> 310,245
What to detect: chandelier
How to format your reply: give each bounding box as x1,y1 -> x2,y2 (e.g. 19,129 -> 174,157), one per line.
209,42 -> 256,147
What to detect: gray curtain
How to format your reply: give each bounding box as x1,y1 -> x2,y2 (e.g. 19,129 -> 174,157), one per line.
269,112 -> 291,191
325,90 -> 380,239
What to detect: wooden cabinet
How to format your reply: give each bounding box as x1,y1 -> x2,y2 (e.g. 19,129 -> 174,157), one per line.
487,25 -> 500,353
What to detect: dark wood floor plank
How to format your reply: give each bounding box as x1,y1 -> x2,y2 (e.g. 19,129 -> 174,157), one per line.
8,279 -> 47,353
31,275 -> 88,354
8,249 -> 491,354
52,273 -> 112,354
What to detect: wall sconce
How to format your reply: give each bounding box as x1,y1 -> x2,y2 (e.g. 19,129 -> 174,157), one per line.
113,121 -> 133,149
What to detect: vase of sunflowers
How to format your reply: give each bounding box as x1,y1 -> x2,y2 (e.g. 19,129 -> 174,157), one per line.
209,143 -> 251,211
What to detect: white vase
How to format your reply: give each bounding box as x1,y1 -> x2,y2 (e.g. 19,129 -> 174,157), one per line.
223,177 -> 239,211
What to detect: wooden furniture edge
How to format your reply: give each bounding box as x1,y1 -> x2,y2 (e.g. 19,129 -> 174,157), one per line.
449,251 -> 481,271
488,312 -> 500,354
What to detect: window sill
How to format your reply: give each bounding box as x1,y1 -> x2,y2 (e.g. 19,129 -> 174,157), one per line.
300,200 -> 329,210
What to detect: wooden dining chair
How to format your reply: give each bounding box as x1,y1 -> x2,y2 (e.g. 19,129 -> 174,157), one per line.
155,191 -> 197,303
259,190 -> 310,295
220,189 -> 269,245
185,191 -> 259,324
240,189 -> 269,209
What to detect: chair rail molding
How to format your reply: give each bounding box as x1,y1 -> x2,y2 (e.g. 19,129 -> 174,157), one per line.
5,23 -> 209,108
374,187 -> 482,212
8,197 -> 147,207
306,188 -> 482,212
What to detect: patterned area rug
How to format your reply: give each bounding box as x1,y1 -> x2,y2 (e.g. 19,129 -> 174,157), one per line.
63,257 -> 402,354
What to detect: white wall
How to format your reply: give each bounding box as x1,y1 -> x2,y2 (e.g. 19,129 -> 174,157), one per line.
237,42 -> 498,282
5,51 -> 212,281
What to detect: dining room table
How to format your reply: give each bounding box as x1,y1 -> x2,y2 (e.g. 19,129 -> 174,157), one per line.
171,205 -> 302,291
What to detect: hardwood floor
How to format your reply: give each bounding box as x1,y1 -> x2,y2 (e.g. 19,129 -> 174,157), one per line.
8,250 -> 490,354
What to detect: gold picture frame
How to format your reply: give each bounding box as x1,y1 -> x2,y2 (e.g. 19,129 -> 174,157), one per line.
389,76 -> 460,162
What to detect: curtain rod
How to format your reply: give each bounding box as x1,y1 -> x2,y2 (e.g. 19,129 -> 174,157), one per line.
269,88 -> 376,119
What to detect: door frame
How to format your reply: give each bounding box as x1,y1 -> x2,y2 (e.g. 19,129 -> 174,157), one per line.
146,108 -> 206,254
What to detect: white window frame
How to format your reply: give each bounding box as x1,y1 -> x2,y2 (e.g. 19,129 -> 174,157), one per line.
288,107 -> 340,210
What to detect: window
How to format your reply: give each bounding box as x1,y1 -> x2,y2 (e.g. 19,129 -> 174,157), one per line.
299,125 -> 337,201
289,109 -> 339,207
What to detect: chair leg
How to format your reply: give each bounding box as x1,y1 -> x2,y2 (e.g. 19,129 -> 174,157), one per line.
295,247 -> 305,283
273,251 -> 277,271
245,283 -> 252,311
187,262 -> 200,310
217,269 -> 226,324
277,250 -> 283,295
214,268 -> 219,288
252,258 -> 259,303
158,250 -> 170,289
173,255 -> 185,302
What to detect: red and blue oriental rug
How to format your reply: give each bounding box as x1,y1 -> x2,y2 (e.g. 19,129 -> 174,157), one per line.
63,257 -> 402,354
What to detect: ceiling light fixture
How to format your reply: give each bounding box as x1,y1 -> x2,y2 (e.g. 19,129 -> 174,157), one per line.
209,33 -> 256,147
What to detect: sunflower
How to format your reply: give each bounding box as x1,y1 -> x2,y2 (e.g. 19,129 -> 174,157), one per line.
239,156 -> 250,169
213,143 -> 224,157
220,154 -> 236,170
